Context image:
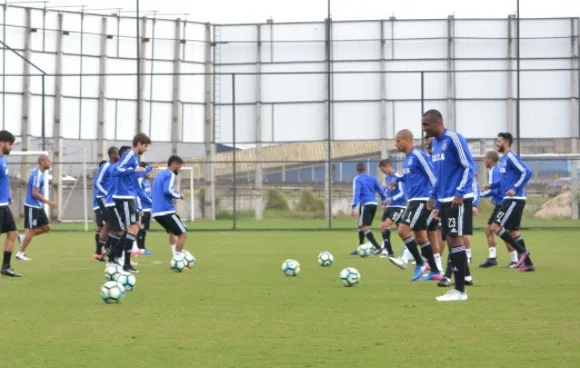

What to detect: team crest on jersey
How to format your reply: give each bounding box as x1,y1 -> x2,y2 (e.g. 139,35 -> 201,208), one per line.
441,141 -> 448,151
407,158 -> 413,165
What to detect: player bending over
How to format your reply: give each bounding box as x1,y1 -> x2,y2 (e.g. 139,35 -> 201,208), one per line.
349,162 -> 386,255
0,130 -> 22,277
93,147 -> 120,261
136,161 -> 153,255
16,155 -> 57,261
387,129 -> 442,281
377,159 -> 406,258
478,151 -> 519,268
423,109 -> 475,301
483,132 -> 535,271
152,155 -> 188,259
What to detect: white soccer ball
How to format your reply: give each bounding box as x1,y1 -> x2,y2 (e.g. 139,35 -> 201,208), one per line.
116,271 -> 137,291
182,250 -> 196,269
281,259 -> 301,277
317,251 -> 334,267
100,281 -> 126,304
357,243 -> 373,258
170,254 -> 187,272
339,267 -> 361,287
104,264 -> 122,281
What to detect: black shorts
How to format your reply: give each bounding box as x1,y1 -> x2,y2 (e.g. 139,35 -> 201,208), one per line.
24,206 -> 49,229
440,199 -> 473,238
154,213 -> 186,235
358,204 -> 377,227
94,209 -> 104,228
425,210 -> 440,232
141,211 -> 151,231
114,198 -> 137,227
400,200 -> 430,231
105,205 -> 125,232
488,204 -> 502,225
381,207 -> 405,224
0,206 -> 17,234
494,199 -> 525,230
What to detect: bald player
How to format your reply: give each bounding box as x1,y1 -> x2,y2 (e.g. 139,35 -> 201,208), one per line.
16,155 -> 57,261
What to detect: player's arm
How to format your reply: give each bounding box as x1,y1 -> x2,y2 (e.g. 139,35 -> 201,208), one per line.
135,165 -> 152,179
95,164 -> 109,194
113,153 -> 137,177
374,177 -> 386,202
391,181 -> 405,202
164,173 -> 183,199
480,168 -> 495,197
451,135 -> 473,198
351,178 -> 361,209
508,152 -> 533,190
32,172 -> 56,207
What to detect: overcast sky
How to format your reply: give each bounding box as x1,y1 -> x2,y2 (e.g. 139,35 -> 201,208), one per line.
30,0 -> 580,23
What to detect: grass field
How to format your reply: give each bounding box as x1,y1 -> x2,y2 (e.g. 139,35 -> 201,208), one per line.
1,227 -> 580,368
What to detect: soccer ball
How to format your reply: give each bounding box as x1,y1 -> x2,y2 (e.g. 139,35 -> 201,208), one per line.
357,243 -> 373,258
116,271 -> 137,291
281,259 -> 300,277
317,251 -> 334,267
170,254 -> 187,272
100,281 -> 126,304
104,264 -> 122,281
339,267 -> 361,287
182,250 -> 196,269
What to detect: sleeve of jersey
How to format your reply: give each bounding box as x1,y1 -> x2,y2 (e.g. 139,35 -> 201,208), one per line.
95,166 -> 108,194
509,153 -> 533,189
392,182 -> 404,201
473,182 -> 480,207
33,171 -> 43,188
113,153 -> 136,177
351,178 -> 361,208
375,177 -> 386,202
451,135 -> 473,197
135,165 -> 152,179
480,169 -> 495,198
164,173 -> 182,199
136,195 -> 143,210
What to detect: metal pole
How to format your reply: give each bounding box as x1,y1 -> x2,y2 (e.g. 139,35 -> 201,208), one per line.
516,0 -> 521,153
190,169 -> 194,221
326,0 -> 332,229
136,0 -> 141,131
41,75 -> 46,150
232,74 -> 237,230
421,71 -> 425,148
82,148 -> 88,232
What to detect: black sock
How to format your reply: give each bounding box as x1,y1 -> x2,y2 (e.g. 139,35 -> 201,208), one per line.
124,233 -> 137,267
106,234 -> 118,252
137,230 -> 145,249
420,242 -> 440,273
444,253 -> 452,279
381,230 -> 393,255
403,237 -> 423,265
451,246 -> 467,293
465,262 -> 471,277
95,232 -> 101,254
497,228 -> 525,254
365,230 -> 380,249
514,236 -> 534,266
111,234 -> 124,258
141,232 -> 148,250
2,251 -> 11,268
358,229 -> 364,245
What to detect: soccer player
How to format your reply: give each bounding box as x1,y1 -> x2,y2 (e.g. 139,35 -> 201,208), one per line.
0,130 -> 21,277
349,162 -> 386,255
136,161 -> 153,255
92,160 -> 107,261
387,129 -> 442,281
378,159 -> 406,257
110,134 -> 151,274
15,155 -> 57,261
423,109 -> 475,301
483,132 -> 535,271
94,147 -> 120,260
152,155 -> 188,257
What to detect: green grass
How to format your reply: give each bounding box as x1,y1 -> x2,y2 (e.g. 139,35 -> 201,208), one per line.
1,228 -> 579,367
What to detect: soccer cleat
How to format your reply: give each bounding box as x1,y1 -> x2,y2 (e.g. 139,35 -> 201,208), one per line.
92,253 -> 105,262
142,249 -> 153,255
515,251 -> 530,268
388,257 -> 407,270
519,265 -> 535,272
15,252 -> 31,261
131,250 -> 140,257
502,261 -> 518,269
123,265 -> 140,274
437,277 -> 451,287
372,247 -> 383,256
436,289 -> 468,302
421,263 -> 430,273
350,249 -> 359,256
479,258 -> 498,268
1,267 -> 22,277
464,279 -> 474,286
411,265 -> 424,281
17,234 -> 24,249
423,272 -> 443,281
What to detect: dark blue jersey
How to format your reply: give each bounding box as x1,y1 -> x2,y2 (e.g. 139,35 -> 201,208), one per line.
491,151 -> 533,200
397,148 -> 436,201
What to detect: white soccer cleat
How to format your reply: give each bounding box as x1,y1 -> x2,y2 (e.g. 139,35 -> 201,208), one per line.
388,256 -> 407,270
17,234 -> 24,249
15,252 -> 31,261
380,249 -> 390,258
436,289 -> 468,302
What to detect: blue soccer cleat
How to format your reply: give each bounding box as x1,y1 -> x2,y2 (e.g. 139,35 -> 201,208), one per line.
142,249 -> 153,255
411,264 -> 424,281
423,272 -> 443,281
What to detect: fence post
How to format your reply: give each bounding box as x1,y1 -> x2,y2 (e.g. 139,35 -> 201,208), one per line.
232,73 -> 237,229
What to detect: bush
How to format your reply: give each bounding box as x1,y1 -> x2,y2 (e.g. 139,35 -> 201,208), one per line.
265,188 -> 289,211
216,210 -> 255,220
296,189 -> 325,213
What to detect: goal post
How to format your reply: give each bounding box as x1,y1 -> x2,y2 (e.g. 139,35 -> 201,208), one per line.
10,150 -> 51,217
158,167 -> 195,222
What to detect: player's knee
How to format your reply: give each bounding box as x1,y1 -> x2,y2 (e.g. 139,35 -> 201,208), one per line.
43,224 -> 51,232
360,225 -> 369,232
509,230 -> 519,238
397,226 -> 409,239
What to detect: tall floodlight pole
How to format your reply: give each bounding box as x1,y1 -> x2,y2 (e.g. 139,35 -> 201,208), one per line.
516,0 -> 521,153
136,0 -> 141,133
